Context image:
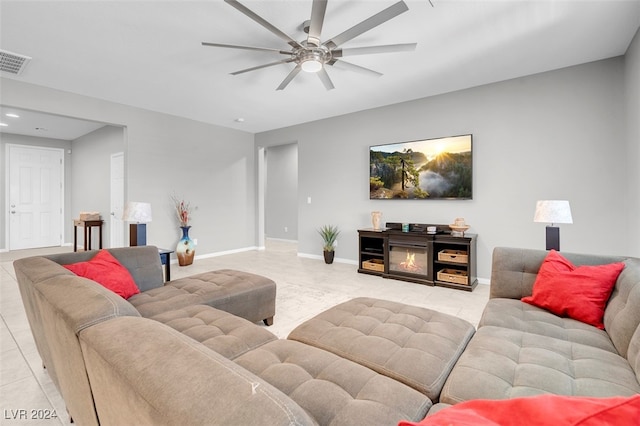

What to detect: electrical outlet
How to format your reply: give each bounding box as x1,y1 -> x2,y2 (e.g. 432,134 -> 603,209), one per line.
284,227 -> 288,233
193,238 -> 198,245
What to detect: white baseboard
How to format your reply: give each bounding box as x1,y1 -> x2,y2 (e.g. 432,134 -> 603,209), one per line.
297,252 -> 358,266
169,246 -> 259,264
266,237 -> 298,243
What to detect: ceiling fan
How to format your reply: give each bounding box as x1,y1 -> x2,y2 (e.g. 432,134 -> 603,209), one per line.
202,0 -> 417,91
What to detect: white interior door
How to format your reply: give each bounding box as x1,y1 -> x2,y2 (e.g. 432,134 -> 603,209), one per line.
8,145 -> 63,250
110,152 -> 125,248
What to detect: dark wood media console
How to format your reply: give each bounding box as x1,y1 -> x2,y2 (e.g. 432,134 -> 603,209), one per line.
358,223 -> 477,291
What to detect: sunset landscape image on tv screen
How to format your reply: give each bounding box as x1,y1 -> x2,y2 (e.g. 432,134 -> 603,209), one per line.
369,134 -> 472,200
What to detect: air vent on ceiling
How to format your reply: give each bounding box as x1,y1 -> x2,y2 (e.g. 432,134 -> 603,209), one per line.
0,49 -> 32,75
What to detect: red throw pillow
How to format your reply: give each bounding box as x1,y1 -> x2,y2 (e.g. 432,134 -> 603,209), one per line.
398,394 -> 640,426
521,250 -> 624,329
64,250 -> 140,299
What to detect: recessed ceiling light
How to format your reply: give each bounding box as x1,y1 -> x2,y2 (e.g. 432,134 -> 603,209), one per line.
235,118 -> 245,123
5,113 -> 19,118
0,123 -> 8,127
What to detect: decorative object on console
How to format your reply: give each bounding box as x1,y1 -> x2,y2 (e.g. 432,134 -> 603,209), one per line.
533,200 -> 572,251
318,224 -> 340,264
449,217 -> 470,236
370,134 -> 472,200
122,202 -> 152,246
371,211 -> 382,230
79,211 -> 100,221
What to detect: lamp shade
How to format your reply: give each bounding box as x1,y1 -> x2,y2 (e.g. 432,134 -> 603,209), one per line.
533,200 -> 572,225
122,202 -> 152,223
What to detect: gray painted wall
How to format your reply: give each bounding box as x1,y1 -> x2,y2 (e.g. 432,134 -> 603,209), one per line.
625,29 -> 640,255
71,125 -> 124,248
265,143 -> 298,240
0,134 -> 72,248
256,56 -> 635,280
1,78 -> 256,258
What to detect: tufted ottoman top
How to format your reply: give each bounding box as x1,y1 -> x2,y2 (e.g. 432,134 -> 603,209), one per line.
128,269 -> 276,324
288,297 -> 475,401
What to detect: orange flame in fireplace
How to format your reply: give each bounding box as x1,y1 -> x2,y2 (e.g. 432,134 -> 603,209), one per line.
400,250 -> 421,272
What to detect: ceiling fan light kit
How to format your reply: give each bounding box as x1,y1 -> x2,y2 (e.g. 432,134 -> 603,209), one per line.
202,0 -> 417,90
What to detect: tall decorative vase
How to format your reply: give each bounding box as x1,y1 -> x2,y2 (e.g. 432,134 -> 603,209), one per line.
177,226 -> 195,266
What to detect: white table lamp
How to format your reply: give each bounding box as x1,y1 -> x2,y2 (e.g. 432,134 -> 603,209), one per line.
533,200 -> 572,251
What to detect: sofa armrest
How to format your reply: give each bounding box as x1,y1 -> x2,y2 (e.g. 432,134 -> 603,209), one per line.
79,317 -> 316,426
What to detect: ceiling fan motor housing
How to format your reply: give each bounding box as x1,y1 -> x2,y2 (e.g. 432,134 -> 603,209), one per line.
296,44 -> 331,69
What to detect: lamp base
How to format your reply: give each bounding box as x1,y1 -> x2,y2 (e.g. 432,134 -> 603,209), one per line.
545,226 -> 560,251
129,223 -> 147,246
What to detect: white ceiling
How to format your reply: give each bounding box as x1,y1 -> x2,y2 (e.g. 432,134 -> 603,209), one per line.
0,106 -> 106,140
1,0 -> 639,134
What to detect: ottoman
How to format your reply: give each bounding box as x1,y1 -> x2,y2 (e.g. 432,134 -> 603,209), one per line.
129,269 -> 276,325
288,297 -> 475,402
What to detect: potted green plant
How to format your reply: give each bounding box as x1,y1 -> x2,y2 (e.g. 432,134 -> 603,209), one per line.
318,225 -> 340,264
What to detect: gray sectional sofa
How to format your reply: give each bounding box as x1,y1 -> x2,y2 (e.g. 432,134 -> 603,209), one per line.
438,247 -> 640,404
14,246 -> 432,425
13,245 -> 640,425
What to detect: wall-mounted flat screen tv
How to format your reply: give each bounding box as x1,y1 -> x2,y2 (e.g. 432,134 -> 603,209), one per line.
370,134 -> 472,200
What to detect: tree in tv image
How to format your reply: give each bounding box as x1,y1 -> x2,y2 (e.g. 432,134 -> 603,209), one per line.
370,134 -> 472,199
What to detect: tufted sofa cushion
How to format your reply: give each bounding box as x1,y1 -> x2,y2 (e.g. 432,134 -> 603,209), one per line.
235,339 -> 432,425
129,269 -> 276,324
149,305 -> 277,360
479,298 -> 617,353
440,325 -> 640,404
287,297 -> 475,401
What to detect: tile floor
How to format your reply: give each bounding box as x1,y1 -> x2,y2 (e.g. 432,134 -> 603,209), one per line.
0,240 -> 489,425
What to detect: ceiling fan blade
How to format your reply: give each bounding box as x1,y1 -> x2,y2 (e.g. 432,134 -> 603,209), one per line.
330,59 -> 383,77
231,58 -> 295,75
317,67 -> 335,90
307,0 -> 328,47
333,43 -> 417,57
276,64 -> 302,90
323,1 -> 409,49
225,0 -> 302,49
202,42 -> 292,55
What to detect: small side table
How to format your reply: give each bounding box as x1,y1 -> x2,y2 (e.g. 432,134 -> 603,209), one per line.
73,219 -> 104,252
158,248 -> 174,282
